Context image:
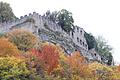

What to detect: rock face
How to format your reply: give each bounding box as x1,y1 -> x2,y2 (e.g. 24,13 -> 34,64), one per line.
0,12 -> 102,62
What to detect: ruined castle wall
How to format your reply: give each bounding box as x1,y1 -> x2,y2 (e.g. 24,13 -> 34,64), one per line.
0,12 -> 88,50
70,26 -> 88,50
0,15 -> 30,32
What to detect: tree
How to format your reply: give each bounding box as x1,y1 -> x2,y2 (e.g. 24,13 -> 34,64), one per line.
0,57 -> 30,80
88,62 -> 117,80
84,32 -> 97,50
44,9 -> 74,33
96,36 -> 113,65
57,9 -> 74,33
31,42 -> 60,74
96,36 -> 112,56
5,29 -> 38,51
65,51 -> 90,78
0,2 -> 16,23
0,37 -> 20,57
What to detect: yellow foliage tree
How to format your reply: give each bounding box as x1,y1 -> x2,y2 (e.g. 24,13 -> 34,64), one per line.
88,62 -> 120,80
0,57 -> 30,80
5,29 -> 38,51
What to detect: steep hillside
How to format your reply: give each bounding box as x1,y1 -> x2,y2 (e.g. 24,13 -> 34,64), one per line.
0,12 -> 103,63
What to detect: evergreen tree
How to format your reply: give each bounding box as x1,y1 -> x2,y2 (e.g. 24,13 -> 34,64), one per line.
57,9 -> 74,33
0,2 -> 16,23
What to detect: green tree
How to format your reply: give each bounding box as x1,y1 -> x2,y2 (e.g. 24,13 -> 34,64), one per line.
44,9 -> 74,33
96,36 -> 112,56
96,36 -> 113,65
84,32 -> 97,50
0,2 -> 16,23
57,9 -> 74,33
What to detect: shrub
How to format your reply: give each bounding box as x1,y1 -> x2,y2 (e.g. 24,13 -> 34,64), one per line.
0,37 -> 19,57
0,32 -> 4,37
5,29 -> 38,51
66,51 -> 89,77
0,57 -> 30,80
31,42 -> 60,74
88,62 -> 120,80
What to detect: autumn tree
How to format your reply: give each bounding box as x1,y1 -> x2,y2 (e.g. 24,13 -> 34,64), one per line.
0,37 -> 19,57
31,42 -> 60,74
66,51 -> 90,78
88,62 -> 120,80
0,57 -> 30,80
0,2 -> 16,23
5,29 -> 38,51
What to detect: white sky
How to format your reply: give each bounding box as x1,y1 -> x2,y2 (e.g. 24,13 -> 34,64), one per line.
1,0 -> 120,64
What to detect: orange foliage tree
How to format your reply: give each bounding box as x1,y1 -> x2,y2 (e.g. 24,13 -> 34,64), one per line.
31,42 -> 60,74
0,37 -> 20,57
65,51 -> 90,77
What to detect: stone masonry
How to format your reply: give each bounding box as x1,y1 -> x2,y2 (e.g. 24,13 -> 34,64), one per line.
0,12 -> 101,62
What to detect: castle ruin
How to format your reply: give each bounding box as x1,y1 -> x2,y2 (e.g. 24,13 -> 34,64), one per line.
0,12 -> 101,62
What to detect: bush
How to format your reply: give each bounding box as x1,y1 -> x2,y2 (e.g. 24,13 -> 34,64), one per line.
0,37 -> 19,57
88,62 -> 120,80
31,42 -> 60,74
0,57 -> 30,80
5,29 -> 38,51
66,51 -> 90,78
0,32 -> 5,38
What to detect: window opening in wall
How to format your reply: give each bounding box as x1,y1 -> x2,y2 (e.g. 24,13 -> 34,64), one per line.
77,37 -> 79,42
75,49 -> 77,51
83,42 -> 84,46
94,53 -> 96,56
80,39 -> 82,45
72,32 -> 74,38
38,28 -> 40,33
85,44 -> 87,48
80,30 -> 82,35
77,27 -> 79,32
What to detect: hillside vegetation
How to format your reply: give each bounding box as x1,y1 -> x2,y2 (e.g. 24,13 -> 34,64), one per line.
0,2 -> 118,80
0,29 -> 119,80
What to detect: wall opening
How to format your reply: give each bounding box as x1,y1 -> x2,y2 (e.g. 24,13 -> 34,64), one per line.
38,28 -> 40,33
77,37 -> 79,42
72,32 -> 74,38
77,27 -> 79,32
80,39 -> 82,45
94,53 -> 96,56
83,42 -> 84,46
80,30 -> 82,35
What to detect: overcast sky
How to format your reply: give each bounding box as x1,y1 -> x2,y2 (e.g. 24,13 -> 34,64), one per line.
2,0 -> 120,64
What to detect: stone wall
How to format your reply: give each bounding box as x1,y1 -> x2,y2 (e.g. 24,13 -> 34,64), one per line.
0,12 -> 104,62
70,26 -> 88,50
0,12 -> 88,51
